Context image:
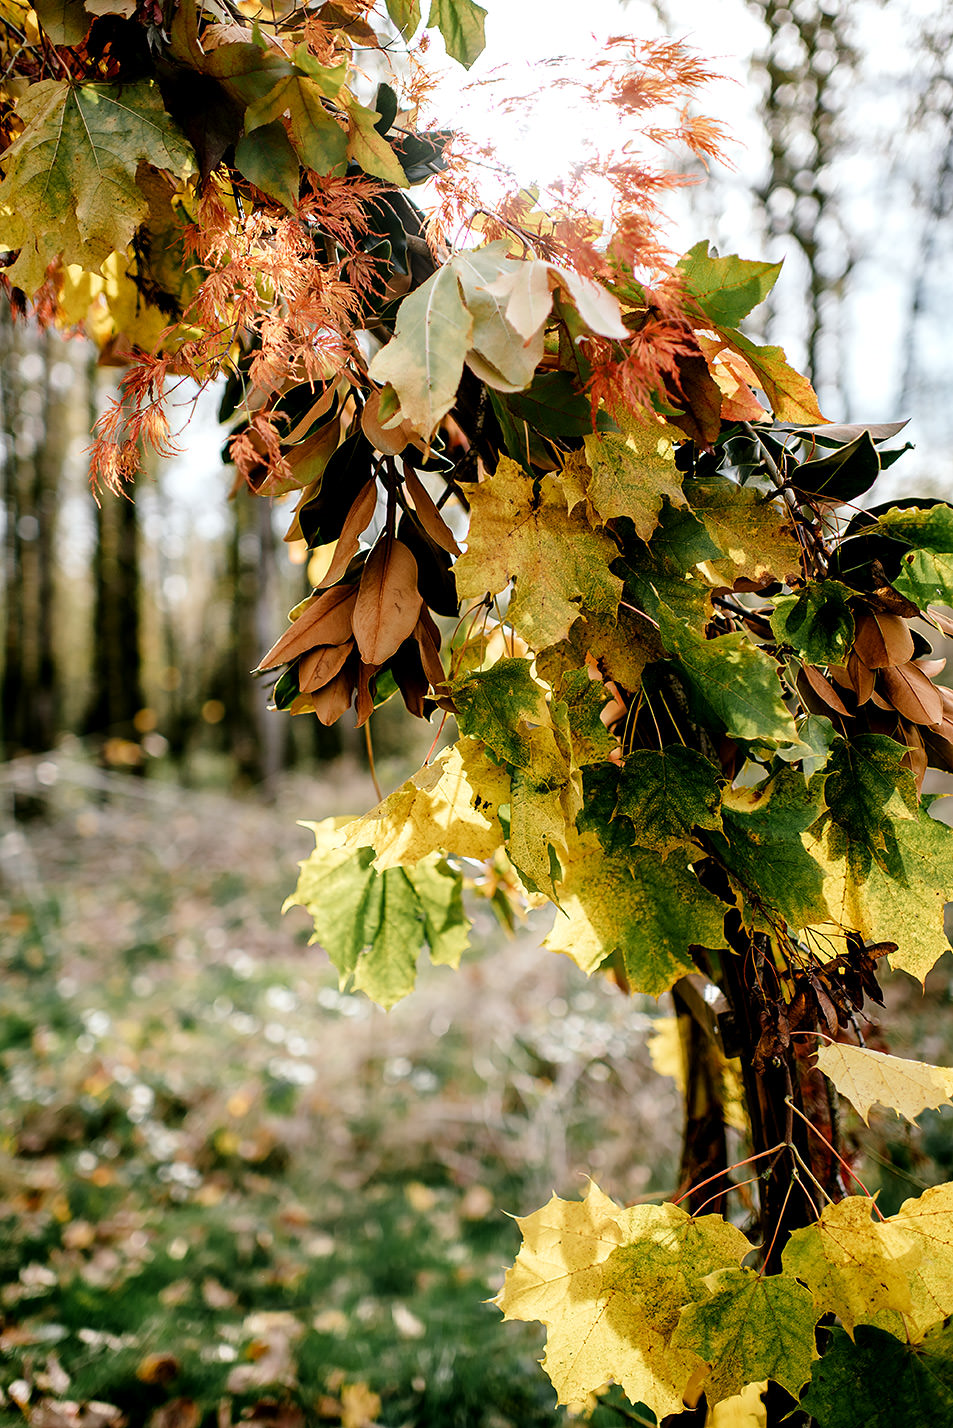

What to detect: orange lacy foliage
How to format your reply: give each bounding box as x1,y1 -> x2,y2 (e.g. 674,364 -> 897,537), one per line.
90,174 -> 383,492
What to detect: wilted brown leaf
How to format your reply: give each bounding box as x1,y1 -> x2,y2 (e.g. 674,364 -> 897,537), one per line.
352,537 -> 422,665
880,663 -> 944,727
318,482 -> 379,590
852,611 -> 915,670
298,641 -> 353,694
403,467 -> 461,555
258,586 -> 358,669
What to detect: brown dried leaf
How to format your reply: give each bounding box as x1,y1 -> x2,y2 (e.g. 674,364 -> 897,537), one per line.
361,388 -> 413,456
355,662 -> 374,727
846,649 -> 875,704
312,666 -> 356,726
404,466 -> 461,555
852,611 -> 915,669
880,662 -> 945,727
258,586 -> 358,669
928,606 -> 953,637
900,723 -> 928,791
298,641 -> 353,694
414,608 -> 447,691
283,384 -> 339,445
352,537 -> 422,665
799,664 -> 850,717
318,481 -> 378,590
916,657 -> 947,679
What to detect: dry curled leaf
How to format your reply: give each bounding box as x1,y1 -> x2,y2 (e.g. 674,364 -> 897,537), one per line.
852,611 -> 915,669
258,585 -> 358,669
352,536 -> 422,665
318,480 -> 378,589
879,662 -> 944,727
297,640 -> 353,693
403,466 -> 461,555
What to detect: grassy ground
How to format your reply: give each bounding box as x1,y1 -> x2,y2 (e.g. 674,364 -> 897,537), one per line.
0,751 -> 681,1428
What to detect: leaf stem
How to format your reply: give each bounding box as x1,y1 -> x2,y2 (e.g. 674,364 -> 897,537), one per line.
785,1097 -> 884,1217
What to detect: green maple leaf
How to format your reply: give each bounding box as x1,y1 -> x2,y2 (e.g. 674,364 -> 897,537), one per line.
612,746 -> 725,859
678,241 -> 783,327
781,1197 -> 916,1335
285,820 -> 468,1008
428,0 -> 487,67
495,1184 -> 749,1419
451,656 -> 549,770
368,264 -> 472,435
454,459 -> 623,650
544,831 -> 727,996
658,606 -> 799,746
584,411 -> 685,541
875,504 -> 953,551
672,1266 -> 819,1404
0,79 -> 195,294
623,503 -> 722,623
711,766 -> 829,933
551,669 -> 616,768
770,581 -> 855,663
822,735 -> 917,854
685,474 -> 803,587
799,1324 -> 953,1428
234,121 -> 301,208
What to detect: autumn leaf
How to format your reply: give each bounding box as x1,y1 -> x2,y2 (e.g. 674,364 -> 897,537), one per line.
781,1196 -> 917,1335
495,1184 -> 750,1419
815,1043 -> 953,1125
544,830 -> 728,997
584,410 -> 685,541
352,536 -> 423,666
343,738 -> 510,868
386,0 -> 421,39
0,79 -> 195,294
451,656 -> 550,771
368,265 -> 473,436
285,819 -> 468,1008
719,329 -> 826,424
611,746 -> 725,860
672,1266 -> 819,1404
770,581 -> 855,664
686,475 -> 803,588
454,243 -> 546,391
454,459 -> 623,650
244,67 -> 348,177
428,0 -> 487,68
234,120 -> 301,208
346,98 -> 409,187
883,1182 -> 953,1340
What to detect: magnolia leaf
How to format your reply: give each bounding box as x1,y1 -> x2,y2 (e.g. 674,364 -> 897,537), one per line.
678,241 -> 783,328
887,1183 -> 953,1340
352,536 -> 423,666
386,0 -> 421,38
893,549 -> 953,610
584,413 -> 685,541
234,120 -> 301,208
770,582 -> 855,664
454,458 -> 623,650
781,1196 -> 916,1335
0,79 -> 195,295
451,656 -> 549,770
453,244 -> 546,391
245,72 -> 348,176
658,607 -> 799,747
369,264 -> 473,435
544,830 -> 727,997
799,1324 -> 953,1428
343,738 -> 509,867
285,820 -> 468,1008
804,805 -> 953,984
712,768 -> 829,933
875,504 -> 953,551
490,259 -> 553,339
816,1043 -> 953,1125
685,475 -> 802,588
612,746 -> 725,859
496,1184 -> 749,1419
671,1267 -> 819,1404
427,0 -> 486,67
347,99 -> 409,187
721,329 -> 826,424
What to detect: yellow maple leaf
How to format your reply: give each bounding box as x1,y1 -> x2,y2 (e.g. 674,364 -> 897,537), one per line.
815,1043 -> 953,1125
781,1196 -> 916,1335
343,738 -> 510,869
495,1183 -> 750,1420
887,1182 -> 953,1341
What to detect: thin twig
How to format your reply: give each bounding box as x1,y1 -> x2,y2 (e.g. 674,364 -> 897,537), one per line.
364,720 -> 384,802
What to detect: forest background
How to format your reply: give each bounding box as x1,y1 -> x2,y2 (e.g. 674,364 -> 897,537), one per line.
3,2 -> 953,1427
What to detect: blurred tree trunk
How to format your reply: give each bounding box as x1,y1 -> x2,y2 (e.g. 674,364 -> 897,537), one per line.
1,317 -> 64,757
83,357 -> 145,754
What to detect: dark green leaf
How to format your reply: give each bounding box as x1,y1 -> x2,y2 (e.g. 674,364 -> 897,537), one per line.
822,735 -> 918,853
770,581 -> 855,663
791,431 -> 881,504
799,1325 -> 953,1428
504,372 -> 595,438
614,747 -> 725,858
451,657 -> 548,771
234,121 -> 300,209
